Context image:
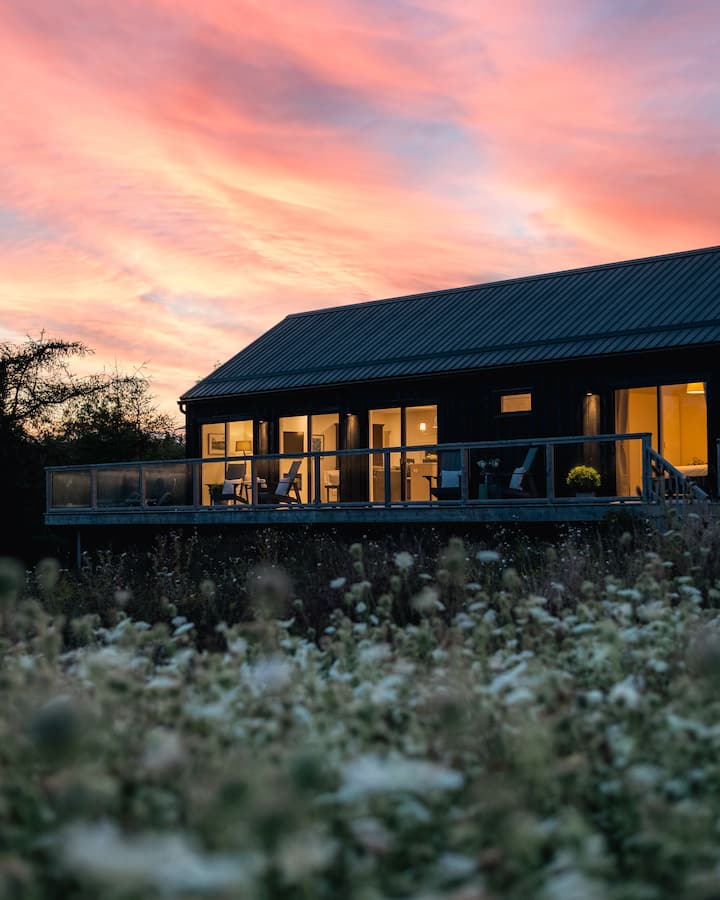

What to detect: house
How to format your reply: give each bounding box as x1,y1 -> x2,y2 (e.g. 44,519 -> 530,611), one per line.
179,245 -> 720,505
45,245 -> 720,534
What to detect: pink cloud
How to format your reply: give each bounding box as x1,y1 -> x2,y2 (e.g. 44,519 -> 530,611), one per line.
1,0 -> 719,423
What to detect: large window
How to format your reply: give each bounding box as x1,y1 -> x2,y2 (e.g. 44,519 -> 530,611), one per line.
279,413 -> 340,503
200,420 -> 254,504
615,383 -> 707,495
369,404 -> 437,502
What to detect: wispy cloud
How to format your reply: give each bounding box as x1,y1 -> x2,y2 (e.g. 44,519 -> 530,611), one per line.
0,0 -> 718,418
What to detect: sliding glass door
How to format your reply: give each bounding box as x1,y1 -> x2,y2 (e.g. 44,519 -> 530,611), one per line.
369,404 -> 437,502
615,383 -> 707,495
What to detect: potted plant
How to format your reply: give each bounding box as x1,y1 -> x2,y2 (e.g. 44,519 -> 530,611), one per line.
566,465 -> 601,497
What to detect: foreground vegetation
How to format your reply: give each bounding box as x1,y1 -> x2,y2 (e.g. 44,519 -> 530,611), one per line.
3,513 -> 720,898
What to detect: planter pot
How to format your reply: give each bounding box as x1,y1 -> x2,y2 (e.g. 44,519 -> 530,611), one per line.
575,491 -> 596,499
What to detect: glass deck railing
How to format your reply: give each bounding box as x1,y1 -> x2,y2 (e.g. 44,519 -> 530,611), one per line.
46,433 -> 662,512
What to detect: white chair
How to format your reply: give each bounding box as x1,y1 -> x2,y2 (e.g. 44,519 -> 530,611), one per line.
323,469 -> 340,502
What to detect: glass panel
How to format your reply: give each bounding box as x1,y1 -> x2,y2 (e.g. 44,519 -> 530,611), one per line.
369,408 -> 401,502
501,392 -> 532,413
311,413 -> 339,503
97,467 -> 142,507
280,415 -> 308,502
51,470 -> 91,508
202,423 -> 226,457
227,420 -> 253,457
202,460 -> 225,504
660,383 -> 708,474
142,464 -> 191,506
405,404 -> 437,501
615,387 -> 658,497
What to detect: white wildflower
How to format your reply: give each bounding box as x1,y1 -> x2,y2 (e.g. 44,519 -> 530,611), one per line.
329,577 -> 346,590
338,754 -> 463,801
412,585 -> 440,613
57,821 -> 258,893
247,656 -> 292,694
540,868 -> 606,900
608,675 -> 642,709
393,551 -> 414,571
350,817 -> 394,854
141,728 -> 186,774
476,550 -> 500,563
433,851 -> 477,882
276,828 -> 337,883
357,642 -> 392,665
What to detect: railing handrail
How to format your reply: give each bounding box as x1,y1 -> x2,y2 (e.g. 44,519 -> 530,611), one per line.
45,432 -> 653,473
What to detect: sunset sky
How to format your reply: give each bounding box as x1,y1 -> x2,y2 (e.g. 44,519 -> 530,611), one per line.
1,0 -> 719,422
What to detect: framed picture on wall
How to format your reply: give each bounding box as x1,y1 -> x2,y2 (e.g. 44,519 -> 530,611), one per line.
208,435 -> 226,455
311,435 -> 323,453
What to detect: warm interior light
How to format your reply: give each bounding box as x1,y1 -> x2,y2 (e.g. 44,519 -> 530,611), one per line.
235,440 -> 252,453
687,382 -> 705,394
419,421 -> 427,432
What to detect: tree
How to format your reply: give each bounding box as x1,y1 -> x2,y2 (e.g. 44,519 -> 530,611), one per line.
0,334 -> 184,563
0,334 -> 109,441
52,369 -> 183,463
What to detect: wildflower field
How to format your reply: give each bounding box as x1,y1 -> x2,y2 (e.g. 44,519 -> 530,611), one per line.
3,514 -> 720,899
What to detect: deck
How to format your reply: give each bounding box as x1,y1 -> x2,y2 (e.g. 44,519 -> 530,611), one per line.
45,432 -> 711,529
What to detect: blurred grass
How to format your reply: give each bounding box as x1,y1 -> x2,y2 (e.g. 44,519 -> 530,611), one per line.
2,509 -> 720,898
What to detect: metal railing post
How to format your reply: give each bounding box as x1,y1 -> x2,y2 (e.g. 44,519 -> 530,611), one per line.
545,443 -> 555,501
465,447 -> 471,503
313,454 -> 321,505
384,450 -> 391,508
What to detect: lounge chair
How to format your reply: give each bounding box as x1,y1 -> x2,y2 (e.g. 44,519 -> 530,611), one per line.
223,462 -> 250,503
260,459 -> 303,504
429,469 -> 462,500
427,451 -> 463,500
503,447 -> 538,498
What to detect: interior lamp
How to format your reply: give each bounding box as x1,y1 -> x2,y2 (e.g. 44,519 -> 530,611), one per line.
686,382 -> 705,394
234,439 -> 252,453
419,421 -> 427,432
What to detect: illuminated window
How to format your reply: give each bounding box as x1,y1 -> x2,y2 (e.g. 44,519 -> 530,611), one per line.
500,392 -> 532,414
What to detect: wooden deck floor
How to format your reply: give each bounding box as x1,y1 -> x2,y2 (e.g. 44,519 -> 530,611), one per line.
45,498 -> 669,527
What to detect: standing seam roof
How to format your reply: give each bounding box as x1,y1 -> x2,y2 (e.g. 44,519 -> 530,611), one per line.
181,246 -> 720,401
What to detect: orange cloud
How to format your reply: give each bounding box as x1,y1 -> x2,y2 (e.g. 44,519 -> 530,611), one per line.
1,0 -> 718,422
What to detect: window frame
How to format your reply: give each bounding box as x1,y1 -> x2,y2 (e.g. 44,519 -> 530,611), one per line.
497,389 -> 533,416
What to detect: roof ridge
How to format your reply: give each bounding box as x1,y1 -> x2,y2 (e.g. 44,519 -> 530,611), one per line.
284,244 -> 720,319
198,317 -> 720,384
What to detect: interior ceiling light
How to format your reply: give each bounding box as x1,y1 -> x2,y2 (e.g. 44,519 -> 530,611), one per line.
687,382 -> 705,394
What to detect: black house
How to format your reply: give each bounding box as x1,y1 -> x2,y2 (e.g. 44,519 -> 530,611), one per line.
179,245 -> 720,505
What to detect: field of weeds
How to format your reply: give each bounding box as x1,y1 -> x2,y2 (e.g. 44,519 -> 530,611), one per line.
3,512 -> 720,898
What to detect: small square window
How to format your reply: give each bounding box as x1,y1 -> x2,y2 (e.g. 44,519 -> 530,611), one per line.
500,392 -> 532,414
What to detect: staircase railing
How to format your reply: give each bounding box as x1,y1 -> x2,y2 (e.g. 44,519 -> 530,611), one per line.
645,447 -> 709,501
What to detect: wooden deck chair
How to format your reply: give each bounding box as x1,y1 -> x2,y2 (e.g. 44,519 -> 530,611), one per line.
503,446 -> 538,498
271,459 -> 303,503
224,462 -> 250,503
428,451 -> 463,500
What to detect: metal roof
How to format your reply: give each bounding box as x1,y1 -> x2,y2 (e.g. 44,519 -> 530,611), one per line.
181,246 -> 720,401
